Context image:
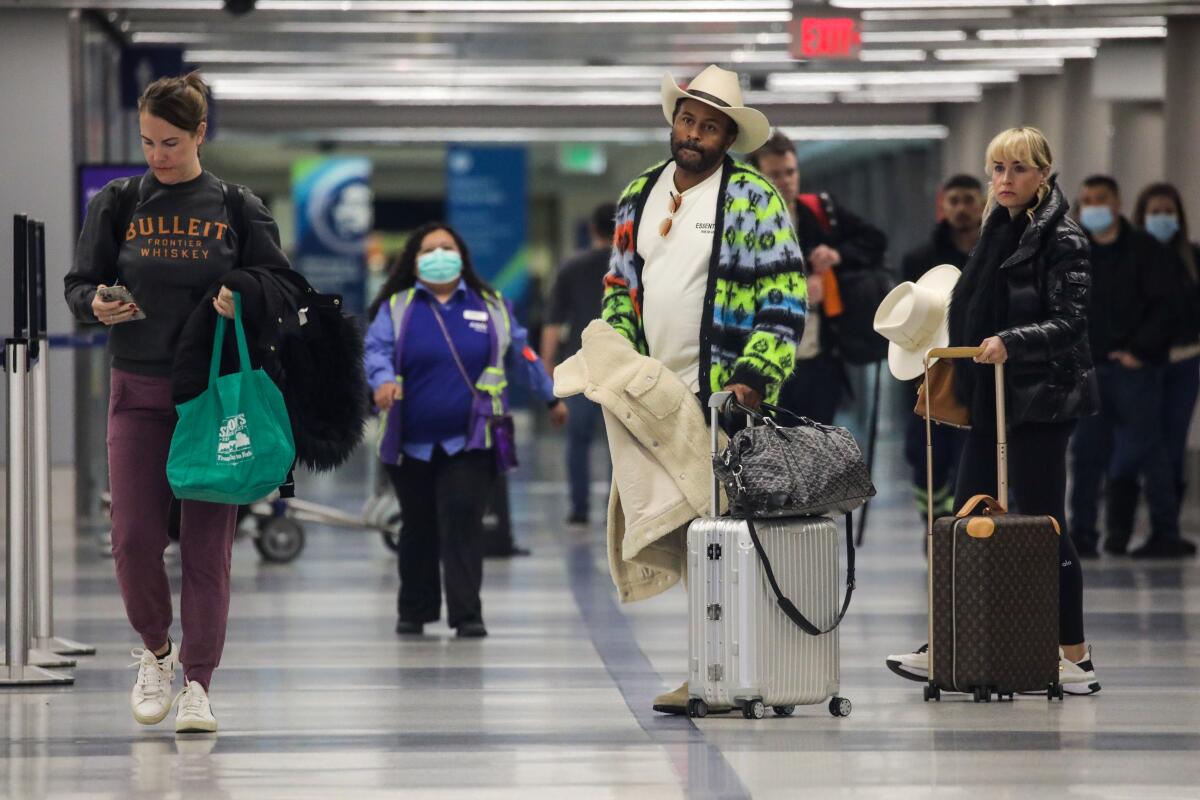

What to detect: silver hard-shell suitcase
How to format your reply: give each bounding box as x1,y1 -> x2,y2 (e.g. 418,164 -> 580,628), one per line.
686,392 -> 853,720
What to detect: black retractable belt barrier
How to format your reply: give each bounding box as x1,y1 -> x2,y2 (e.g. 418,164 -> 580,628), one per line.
30,219 -> 95,659
2,214 -> 77,686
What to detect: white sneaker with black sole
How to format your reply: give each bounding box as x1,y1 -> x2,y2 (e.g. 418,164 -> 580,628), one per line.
885,644 -> 929,683
130,641 -> 178,725
1059,647 -> 1101,695
175,681 -> 218,734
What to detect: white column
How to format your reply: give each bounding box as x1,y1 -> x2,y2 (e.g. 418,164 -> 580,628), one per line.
1165,18 -> 1200,223
1057,59 -> 1112,193
0,10 -> 77,473
1164,18 -> 1200,453
938,102 -> 987,180
1018,74 -> 1065,159
1110,101 -> 1165,203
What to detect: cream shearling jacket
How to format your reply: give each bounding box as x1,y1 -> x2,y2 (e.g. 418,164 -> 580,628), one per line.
554,320 -> 726,603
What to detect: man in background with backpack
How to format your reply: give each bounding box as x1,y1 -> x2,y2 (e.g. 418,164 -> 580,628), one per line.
898,175 -> 983,526
748,131 -> 889,424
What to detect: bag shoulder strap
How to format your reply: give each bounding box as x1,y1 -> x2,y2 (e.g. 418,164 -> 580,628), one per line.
744,513 -> 856,637
797,192 -> 838,235
113,175 -> 142,245
220,180 -> 250,265
428,297 -> 485,402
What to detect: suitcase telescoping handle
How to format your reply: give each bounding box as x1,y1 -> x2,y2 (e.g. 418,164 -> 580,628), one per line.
706,391 -> 765,516
708,390 -> 736,517
922,346 -> 1007,540
706,391 -> 855,637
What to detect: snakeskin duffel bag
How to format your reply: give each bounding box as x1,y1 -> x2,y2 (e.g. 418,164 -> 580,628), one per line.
713,400 -> 876,519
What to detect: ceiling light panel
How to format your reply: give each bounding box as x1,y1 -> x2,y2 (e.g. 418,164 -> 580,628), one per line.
934,46 -> 1097,60
768,69 -> 1018,90
857,49 -> 929,61
860,30 -> 967,43
839,88 -> 981,103
205,82 -> 836,105
834,0 -> 1021,8
248,124 -> 946,145
253,1 -> 793,9
861,9 -> 1012,19
976,26 -> 1167,40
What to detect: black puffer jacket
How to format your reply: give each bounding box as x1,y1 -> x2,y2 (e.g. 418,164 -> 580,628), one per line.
948,177 -> 1099,427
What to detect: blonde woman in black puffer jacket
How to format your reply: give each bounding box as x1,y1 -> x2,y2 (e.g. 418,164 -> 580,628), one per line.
886,127 -> 1102,696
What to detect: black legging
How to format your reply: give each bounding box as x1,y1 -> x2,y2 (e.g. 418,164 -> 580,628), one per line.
954,419 -> 1086,646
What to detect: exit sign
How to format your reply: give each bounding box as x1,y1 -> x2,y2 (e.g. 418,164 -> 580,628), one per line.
790,17 -> 863,60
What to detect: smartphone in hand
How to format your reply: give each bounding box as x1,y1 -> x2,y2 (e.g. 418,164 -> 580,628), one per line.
97,285 -> 146,320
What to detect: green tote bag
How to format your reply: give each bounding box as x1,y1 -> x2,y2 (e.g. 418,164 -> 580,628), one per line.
167,292 -> 295,505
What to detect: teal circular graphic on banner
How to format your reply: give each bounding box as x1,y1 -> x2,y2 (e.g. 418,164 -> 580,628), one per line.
305,161 -> 374,257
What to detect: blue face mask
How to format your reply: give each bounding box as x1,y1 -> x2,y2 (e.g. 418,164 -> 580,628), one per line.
1145,213 -> 1180,244
1080,205 -> 1116,235
416,248 -> 463,284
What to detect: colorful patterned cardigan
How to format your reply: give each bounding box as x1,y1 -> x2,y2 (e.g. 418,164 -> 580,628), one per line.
601,156 -> 808,405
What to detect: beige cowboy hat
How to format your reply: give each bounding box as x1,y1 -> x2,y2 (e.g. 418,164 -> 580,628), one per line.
661,65 -> 771,154
873,264 -> 962,381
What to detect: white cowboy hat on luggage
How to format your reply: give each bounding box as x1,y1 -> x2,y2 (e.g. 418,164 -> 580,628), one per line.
872,264 -> 962,381
661,65 -> 771,154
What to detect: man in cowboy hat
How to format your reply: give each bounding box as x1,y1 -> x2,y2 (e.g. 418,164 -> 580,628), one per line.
600,65 -> 807,714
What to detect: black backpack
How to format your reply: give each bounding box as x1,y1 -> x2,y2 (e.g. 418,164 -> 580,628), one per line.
799,192 -> 893,366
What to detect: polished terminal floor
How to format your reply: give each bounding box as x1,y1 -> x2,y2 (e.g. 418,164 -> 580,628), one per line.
2,422 -> 1199,799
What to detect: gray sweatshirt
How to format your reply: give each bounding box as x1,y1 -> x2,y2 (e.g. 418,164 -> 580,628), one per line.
64,169 -> 289,377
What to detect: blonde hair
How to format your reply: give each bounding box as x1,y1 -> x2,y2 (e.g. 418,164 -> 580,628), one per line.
983,126 -> 1053,222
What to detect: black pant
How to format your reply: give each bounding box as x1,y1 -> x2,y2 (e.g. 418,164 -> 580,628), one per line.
954,419 -> 1086,645
775,352 -> 845,425
385,449 -> 497,628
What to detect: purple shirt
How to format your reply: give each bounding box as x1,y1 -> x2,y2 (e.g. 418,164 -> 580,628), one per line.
363,281 -> 556,462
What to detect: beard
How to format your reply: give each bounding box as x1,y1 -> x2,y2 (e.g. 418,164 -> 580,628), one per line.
670,134 -> 725,175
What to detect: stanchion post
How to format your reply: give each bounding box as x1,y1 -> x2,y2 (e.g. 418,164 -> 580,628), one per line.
28,221 -> 95,658
2,215 -> 72,686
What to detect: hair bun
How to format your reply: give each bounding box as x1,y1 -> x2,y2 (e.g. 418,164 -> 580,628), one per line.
182,71 -> 211,97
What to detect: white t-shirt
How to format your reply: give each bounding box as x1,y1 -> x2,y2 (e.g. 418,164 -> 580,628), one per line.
636,162 -> 722,392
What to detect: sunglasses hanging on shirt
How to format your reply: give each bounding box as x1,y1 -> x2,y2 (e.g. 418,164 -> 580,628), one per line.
659,192 -> 683,238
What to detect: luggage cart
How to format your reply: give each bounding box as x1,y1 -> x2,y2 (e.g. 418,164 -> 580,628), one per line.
98,490 -> 401,565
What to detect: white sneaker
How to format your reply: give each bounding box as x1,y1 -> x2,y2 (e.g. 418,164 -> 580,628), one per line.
1060,647 -> 1101,695
130,641 -> 178,725
175,681 -> 218,733
886,644 -> 929,682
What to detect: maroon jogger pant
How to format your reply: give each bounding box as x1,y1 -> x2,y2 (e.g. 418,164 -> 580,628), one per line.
107,368 -> 237,691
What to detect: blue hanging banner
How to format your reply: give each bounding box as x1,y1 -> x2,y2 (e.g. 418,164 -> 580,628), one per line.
292,156 -> 374,316
445,146 -> 529,308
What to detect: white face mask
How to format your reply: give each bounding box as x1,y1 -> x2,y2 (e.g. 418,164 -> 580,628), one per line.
1080,205 -> 1115,234
1144,213 -> 1180,244
416,248 -> 463,284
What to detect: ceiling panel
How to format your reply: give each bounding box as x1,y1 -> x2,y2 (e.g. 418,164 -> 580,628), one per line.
8,0 -> 1198,139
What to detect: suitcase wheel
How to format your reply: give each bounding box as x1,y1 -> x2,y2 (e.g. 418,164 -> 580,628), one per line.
828,697 -> 852,717
923,684 -> 941,702
687,698 -> 709,718
1048,683 -> 1065,702
972,687 -> 992,703
772,705 -> 796,717
742,700 -> 766,720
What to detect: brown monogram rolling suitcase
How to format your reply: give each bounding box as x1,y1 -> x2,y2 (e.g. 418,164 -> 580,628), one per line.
920,347 -> 1064,703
